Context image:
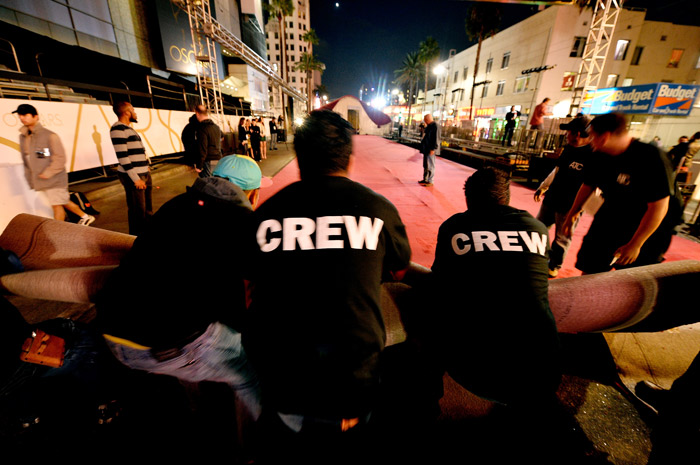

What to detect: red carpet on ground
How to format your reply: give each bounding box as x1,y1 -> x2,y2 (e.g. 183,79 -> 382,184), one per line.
260,135 -> 700,277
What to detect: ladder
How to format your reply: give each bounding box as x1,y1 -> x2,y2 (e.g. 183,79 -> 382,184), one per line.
185,0 -> 224,126
570,0 -> 622,115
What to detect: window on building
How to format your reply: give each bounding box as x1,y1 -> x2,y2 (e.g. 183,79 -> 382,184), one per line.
289,21 -> 294,28
454,71 -> 459,83
276,55 -> 280,61
501,52 -> 510,69
661,35 -> 667,41
631,46 -> 643,65
668,49 -> 684,68
606,74 -> 619,88
622,78 -> 633,86
514,75 -> 530,93
614,40 -> 630,60
696,55 -> 700,69
481,82 -> 489,98
463,66 -> 468,80
496,80 -> 505,96
571,37 -> 586,57
485,58 -> 493,74
275,44 -> 279,50
275,32 -> 279,39
290,44 -> 295,51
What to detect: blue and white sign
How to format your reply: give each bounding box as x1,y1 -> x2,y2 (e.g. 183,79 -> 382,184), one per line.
586,83 -> 699,116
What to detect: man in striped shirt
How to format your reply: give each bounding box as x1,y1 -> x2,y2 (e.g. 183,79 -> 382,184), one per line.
110,102 -> 152,235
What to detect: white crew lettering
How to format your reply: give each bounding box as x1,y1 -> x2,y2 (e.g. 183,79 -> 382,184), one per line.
343,215 -> 384,250
498,230 -> 523,252
472,231 -> 499,252
283,217 -> 316,250
316,216 -> 344,249
451,233 -> 471,255
518,231 -> 548,256
448,230 -> 548,257
256,215 -> 384,252
257,219 -> 282,252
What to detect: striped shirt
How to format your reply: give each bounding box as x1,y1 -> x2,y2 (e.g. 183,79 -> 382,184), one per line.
110,122 -> 150,182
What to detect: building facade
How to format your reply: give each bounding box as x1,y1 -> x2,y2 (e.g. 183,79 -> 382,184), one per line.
425,4 -> 700,148
0,0 -> 284,116
264,0 -> 318,121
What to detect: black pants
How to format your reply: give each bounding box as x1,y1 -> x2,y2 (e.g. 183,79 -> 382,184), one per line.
502,125 -> 515,146
118,171 -> 153,236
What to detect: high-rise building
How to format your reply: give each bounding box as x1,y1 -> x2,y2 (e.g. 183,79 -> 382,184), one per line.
264,0 -> 319,119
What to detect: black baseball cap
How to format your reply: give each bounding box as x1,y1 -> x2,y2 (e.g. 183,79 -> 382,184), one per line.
12,104 -> 38,116
560,115 -> 590,135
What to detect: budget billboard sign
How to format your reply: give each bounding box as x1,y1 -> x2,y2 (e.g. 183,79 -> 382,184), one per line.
588,83 -> 699,116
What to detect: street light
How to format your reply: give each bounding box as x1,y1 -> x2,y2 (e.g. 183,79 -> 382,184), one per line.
433,65 -> 446,121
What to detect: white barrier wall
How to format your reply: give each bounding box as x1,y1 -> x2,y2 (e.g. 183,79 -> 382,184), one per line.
0,98 -> 200,231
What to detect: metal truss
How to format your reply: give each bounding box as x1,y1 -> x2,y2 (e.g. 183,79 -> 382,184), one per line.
570,0 -> 622,114
175,0 -> 306,123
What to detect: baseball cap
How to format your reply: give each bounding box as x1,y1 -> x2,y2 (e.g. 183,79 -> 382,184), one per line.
213,155 -> 262,190
12,104 -> 38,116
559,116 -> 590,135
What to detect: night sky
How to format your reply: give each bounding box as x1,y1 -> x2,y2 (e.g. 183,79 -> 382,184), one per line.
308,0 -> 700,100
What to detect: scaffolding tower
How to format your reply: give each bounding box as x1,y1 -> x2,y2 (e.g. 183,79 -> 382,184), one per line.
176,0 -> 307,125
570,0 -> 622,115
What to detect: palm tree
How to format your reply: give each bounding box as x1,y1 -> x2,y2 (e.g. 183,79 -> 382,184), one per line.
394,51 -> 424,126
294,53 -> 325,111
263,0 -> 294,129
301,29 -> 319,49
299,28 -> 322,110
465,3 -> 501,121
418,37 -> 440,115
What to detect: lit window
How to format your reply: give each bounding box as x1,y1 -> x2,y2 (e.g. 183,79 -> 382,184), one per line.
614,40 -> 630,60
514,75 -> 530,93
606,74 -> 619,88
485,58 -> 493,74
